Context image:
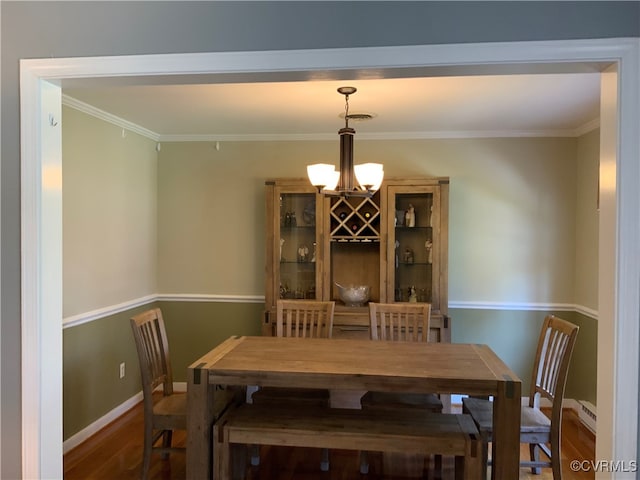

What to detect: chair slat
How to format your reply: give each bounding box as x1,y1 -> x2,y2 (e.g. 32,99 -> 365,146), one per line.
370,303 -> 431,342
276,300 -> 335,339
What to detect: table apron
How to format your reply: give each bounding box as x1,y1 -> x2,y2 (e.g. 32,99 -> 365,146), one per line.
209,372 -> 504,396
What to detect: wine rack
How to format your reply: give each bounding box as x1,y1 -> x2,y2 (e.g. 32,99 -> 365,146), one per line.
329,194 -> 381,242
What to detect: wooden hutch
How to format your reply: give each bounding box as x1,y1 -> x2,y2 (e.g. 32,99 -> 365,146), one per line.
264,177 -> 450,343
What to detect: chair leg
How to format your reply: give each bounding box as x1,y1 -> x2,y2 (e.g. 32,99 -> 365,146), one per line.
482,439 -> 490,479
161,430 -> 172,460
434,453 -> 443,476
550,437 -> 562,480
250,444 -> 260,466
529,443 -> 542,475
141,423 -> 153,480
359,451 -> 369,474
320,448 -> 330,471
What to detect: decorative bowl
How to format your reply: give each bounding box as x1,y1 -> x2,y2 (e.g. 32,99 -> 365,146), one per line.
335,283 -> 370,307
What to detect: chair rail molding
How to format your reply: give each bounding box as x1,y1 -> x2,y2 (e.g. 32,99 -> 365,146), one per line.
21,38 -> 640,479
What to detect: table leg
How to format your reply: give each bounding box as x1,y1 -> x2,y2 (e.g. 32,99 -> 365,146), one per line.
187,364 -> 216,479
491,378 -> 521,479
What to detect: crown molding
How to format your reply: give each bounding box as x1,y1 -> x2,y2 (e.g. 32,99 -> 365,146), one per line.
63,94 -> 600,143
62,94 -> 160,141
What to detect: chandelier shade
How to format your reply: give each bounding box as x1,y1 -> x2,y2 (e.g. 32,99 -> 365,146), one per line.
307,86 -> 384,197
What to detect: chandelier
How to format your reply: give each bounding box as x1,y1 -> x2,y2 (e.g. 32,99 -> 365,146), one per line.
307,87 -> 384,197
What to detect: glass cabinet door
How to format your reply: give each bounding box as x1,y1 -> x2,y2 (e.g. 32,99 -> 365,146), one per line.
277,191 -> 319,301
387,185 -> 442,312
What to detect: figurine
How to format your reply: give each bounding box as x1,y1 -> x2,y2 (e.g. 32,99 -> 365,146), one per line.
408,286 -> 417,303
311,242 -> 317,263
425,239 -> 433,264
279,238 -> 285,261
405,204 -> 415,227
429,206 -> 433,227
297,244 -> 309,262
403,247 -> 414,264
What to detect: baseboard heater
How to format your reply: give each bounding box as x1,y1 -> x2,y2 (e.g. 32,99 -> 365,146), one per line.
578,400 -> 597,434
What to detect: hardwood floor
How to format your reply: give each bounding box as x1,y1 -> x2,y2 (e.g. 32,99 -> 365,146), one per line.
63,398 -> 595,480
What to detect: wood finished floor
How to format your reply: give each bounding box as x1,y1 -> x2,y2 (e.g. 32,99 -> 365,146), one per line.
63,398 -> 595,480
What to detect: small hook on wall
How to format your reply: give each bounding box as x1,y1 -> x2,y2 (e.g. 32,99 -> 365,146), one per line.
49,114 -> 58,127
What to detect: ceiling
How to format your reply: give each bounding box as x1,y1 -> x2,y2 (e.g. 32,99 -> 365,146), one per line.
63,73 -> 601,141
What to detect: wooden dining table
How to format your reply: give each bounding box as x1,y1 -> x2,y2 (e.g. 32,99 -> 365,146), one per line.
187,335 -> 521,479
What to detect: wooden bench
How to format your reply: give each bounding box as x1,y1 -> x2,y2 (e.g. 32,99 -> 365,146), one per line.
213,403 -> 483,480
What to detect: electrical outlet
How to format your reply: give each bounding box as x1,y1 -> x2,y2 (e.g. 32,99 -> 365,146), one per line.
119,362 -> 125,379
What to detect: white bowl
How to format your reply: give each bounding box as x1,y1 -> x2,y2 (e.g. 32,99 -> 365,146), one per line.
335,283 -> 370,307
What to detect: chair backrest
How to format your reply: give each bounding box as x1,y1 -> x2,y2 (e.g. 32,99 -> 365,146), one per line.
276,300 -> 335,338
529,315 -> 579,419
369,302 -> 432,342
130,308 -> 175,404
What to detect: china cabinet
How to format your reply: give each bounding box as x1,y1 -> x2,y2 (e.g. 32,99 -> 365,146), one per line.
264,177 -> 449,342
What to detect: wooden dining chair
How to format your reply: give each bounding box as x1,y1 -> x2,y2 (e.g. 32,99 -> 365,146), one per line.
361,302 -> 443,413
252,299 -> 335,406
275,299 -> 335,339
359,302 -> 443,476
462,314 -> 579,479
130,308 -> 236,479
250,299 -> 335,469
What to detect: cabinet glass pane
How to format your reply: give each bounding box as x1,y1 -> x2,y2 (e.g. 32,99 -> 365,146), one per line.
394,193 -> 434,303
278,193 -> 317,299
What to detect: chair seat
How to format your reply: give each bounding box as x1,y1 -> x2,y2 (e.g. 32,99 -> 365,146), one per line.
251,387 -> 330,407
361,391 -> 443,412
154,393 -> 187,416
462,397 -> 551,436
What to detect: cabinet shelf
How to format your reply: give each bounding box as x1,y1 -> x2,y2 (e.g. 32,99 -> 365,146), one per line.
281,225 -> 315,230
332,238 -> 380,243
280,261 -> 316,266
396,226 -> 432,231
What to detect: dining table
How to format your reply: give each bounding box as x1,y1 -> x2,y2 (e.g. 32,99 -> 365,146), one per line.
187,335 -> 521,479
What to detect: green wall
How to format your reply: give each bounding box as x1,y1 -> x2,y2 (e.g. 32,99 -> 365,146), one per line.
63,304 -> 158,439
451,309 -> 597,404
63,301 -> 263,440
159,301 -> 264,382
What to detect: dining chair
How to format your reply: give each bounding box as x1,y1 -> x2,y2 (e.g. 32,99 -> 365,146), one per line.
130,308 -> 237,479
250,299 -> 335,469
252,299 -> 335,406
462,314 -> 579,479
360,302 -> 443,413
359,302 -> 443,476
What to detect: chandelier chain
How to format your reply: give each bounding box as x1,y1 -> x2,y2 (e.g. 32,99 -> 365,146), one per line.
344,94 -> 350,128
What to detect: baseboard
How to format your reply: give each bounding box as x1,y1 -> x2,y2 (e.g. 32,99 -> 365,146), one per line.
63,382 -> 187,454
63,391 -> 144,454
